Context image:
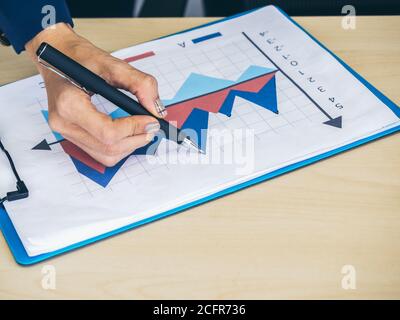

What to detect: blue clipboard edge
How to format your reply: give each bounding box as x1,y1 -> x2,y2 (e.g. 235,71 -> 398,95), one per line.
0,5 -> 399,265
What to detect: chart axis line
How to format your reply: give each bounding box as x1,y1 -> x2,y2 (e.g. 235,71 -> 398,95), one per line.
242,32 -> 342,128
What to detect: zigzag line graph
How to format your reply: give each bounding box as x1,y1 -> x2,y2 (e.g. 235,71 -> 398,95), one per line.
33,65 -> 279,187
164,65 -> 278,150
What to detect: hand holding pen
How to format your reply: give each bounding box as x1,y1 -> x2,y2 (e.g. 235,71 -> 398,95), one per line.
25,23 -> 168,167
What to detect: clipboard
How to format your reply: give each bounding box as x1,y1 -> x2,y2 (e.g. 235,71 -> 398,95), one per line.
1,6 -> 399,265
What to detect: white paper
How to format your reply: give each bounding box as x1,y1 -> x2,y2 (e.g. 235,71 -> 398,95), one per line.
0,6 -> 398,256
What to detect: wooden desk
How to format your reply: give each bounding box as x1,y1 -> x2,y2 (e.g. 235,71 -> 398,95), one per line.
0,17 -> 399,299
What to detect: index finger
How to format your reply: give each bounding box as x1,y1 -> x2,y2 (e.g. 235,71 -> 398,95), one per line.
102,59 -> 167,118
57,90 -> 159,144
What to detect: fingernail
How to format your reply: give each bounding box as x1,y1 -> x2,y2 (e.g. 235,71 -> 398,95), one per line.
145,133 -> 155,142
155,98 -> 167,117
145,121 -> 160,134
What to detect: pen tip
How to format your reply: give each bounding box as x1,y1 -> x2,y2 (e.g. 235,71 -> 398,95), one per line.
181,138 -> 204,154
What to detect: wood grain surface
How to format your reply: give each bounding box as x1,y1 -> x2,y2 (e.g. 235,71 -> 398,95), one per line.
0,16 -> 399,299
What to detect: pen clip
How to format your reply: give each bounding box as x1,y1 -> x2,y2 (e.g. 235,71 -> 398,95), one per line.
37,56 -> 92,95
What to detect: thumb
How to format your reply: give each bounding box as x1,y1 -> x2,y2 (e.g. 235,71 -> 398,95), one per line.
112,115 -> 161,137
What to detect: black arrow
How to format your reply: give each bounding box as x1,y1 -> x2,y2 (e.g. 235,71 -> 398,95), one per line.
32,138 -> 65,151
323,116 -> 342,128
242,32 -> 342,129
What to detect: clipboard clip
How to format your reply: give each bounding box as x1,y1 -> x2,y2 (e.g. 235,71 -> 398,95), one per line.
37,54 -> 92,95
0,138 -> 29,205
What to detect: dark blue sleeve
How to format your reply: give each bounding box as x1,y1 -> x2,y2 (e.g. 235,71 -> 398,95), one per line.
0,0 -> 73,53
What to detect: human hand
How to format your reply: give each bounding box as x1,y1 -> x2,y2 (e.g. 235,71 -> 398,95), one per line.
25,23 -> 166,166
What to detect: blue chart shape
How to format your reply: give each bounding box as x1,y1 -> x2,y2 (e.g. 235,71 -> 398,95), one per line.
71,157 -> 126,188
162,65 -> 279,151
192,32 -> 222,44
163,65 -> 276,105
220,75 -> 278,116
181,108 -> 210,151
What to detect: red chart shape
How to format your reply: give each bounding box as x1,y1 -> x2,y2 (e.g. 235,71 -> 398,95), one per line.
124,51 -> 155,63
60,140 -> 106,174
165,72 -> 276,128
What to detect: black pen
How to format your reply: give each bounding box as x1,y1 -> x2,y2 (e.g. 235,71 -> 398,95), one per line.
36,42 -> 202,153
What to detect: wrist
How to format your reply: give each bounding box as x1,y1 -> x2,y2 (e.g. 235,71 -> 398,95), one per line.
26,22 -> 77,53
25,23 -> 79,75
26,23 -> 109,84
